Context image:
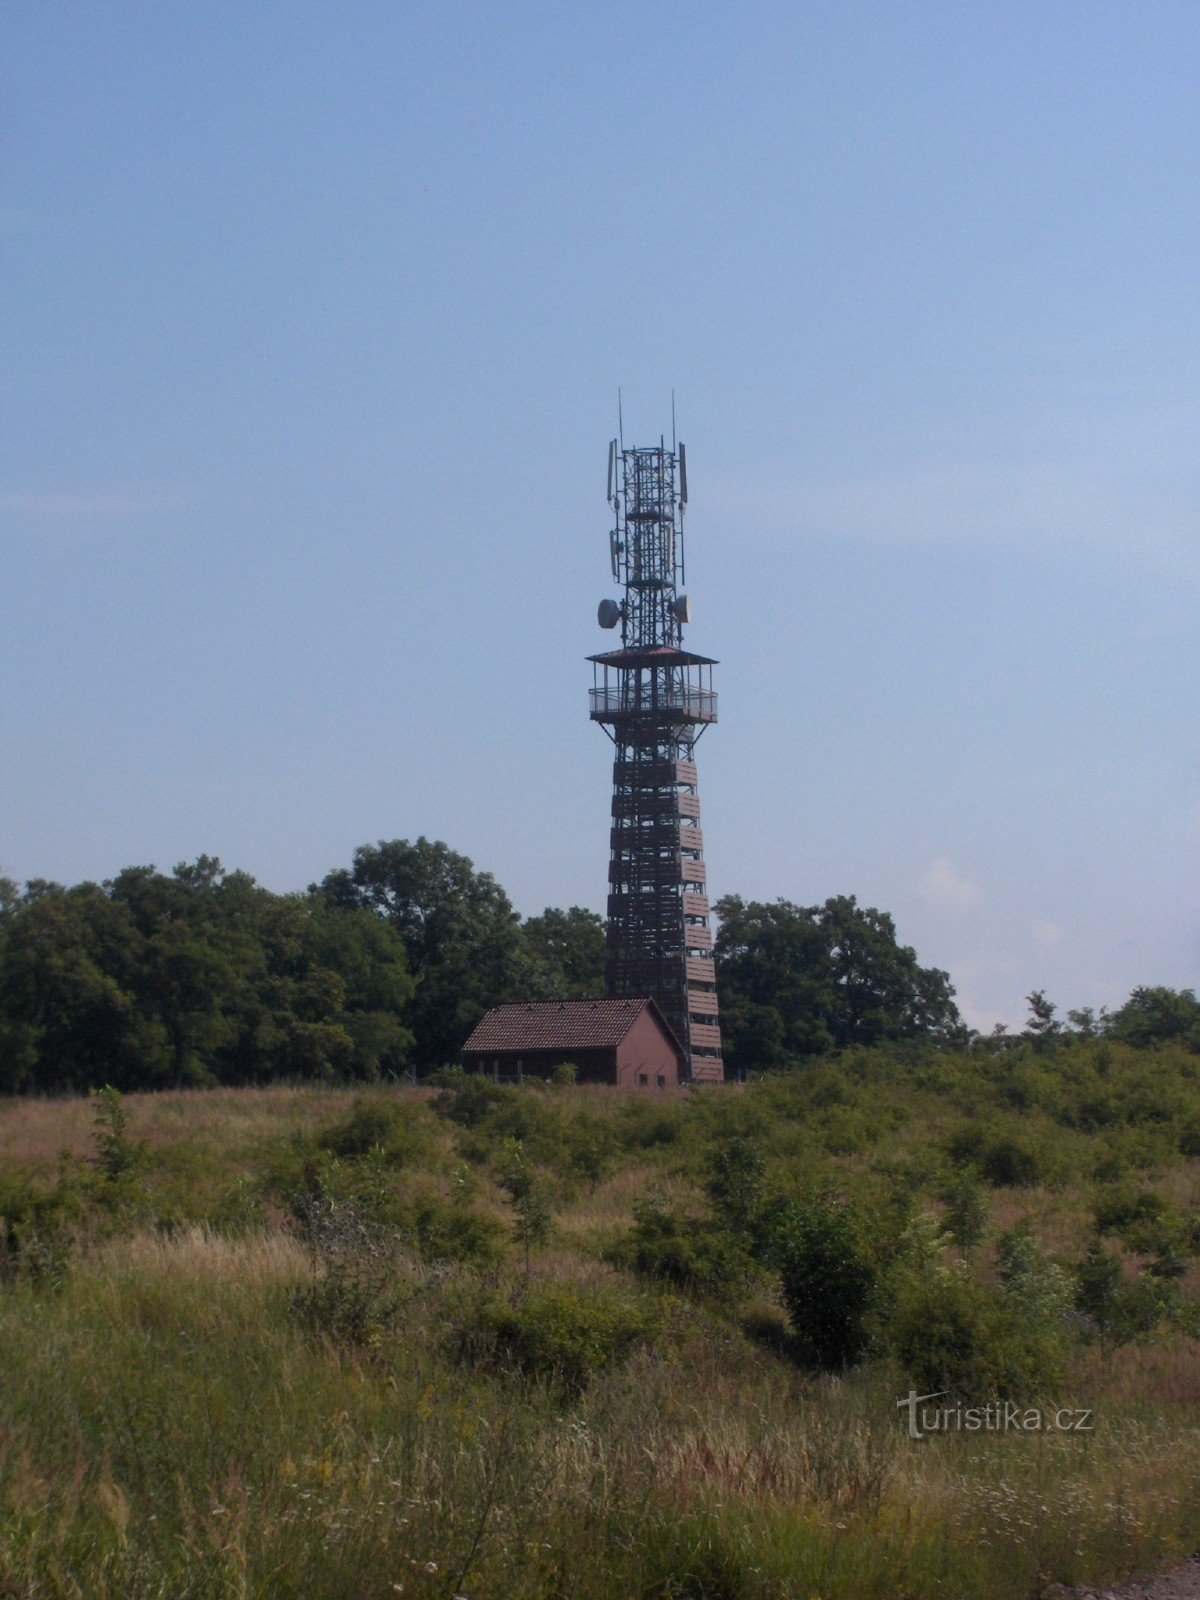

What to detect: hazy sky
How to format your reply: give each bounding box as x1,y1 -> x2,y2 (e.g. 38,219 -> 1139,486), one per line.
4,2 -> 1198,1029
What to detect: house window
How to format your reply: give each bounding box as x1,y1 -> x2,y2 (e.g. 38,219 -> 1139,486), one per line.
656,1074 -> 665,1089
637,1072 -> 648,1087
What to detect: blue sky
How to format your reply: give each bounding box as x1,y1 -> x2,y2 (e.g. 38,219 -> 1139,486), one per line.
3,1 -> 1198,1028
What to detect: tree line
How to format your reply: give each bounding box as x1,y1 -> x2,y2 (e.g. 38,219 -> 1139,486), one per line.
0,838 -> 1195,1093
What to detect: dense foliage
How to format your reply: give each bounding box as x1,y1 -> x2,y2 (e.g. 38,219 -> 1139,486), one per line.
0,842 -> 604,1092
714,892 -> 966,1070
2,838 -> 1196,1094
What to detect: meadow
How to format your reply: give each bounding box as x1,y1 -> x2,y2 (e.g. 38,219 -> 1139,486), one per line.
1,1041 -> 1198,1599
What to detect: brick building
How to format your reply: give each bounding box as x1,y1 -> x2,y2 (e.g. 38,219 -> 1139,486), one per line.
461,997 -> 683,1089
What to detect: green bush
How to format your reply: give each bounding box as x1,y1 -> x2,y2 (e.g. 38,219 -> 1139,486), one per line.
889,1263 -> 1063,1399
317,1097 -> 404,1158
778,1194 -> 878,1370
947,1124 -> 1044,1187
610,1199 -> 755,1302
940,1175 -> 989,1251
1073,1240 -> 1181,1347
433,1075 -> 509,1129
289,1198 -> 420,1349
1092,1183 -> 1168,1240
465,1282 -> 661,1390
406,1192 -> 505,1266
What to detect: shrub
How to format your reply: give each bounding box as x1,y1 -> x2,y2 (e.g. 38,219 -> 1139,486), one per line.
465,1282 -> 661,1390
947,1124 -> 1044,1187
0,1166 -> 80,1287
778,1194 -> 878,1370
289,1198 -> 420,1349
1094,1190 -> 1171,1235
496,1138 -> 554,1270
317,1096 -> 407,1159
889,1263 -> 1063,1399
619,1100 -> 686,1150
433,1075 -> 509,1129
940,1175 -> 989,1252
610,1198 -> 755,1302
91,1085 -> 145,1187
1073,1240 -> 1181,1348
704,1133 -> 765,1237
407,1192 -> 505,1267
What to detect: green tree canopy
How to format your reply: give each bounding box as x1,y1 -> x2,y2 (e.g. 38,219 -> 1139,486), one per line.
0,859 -> 414,1093
714,893 -> 963,1073
316,838 -> 537,1066
1104,986 -> 1200,1050
521,906 -> 605,999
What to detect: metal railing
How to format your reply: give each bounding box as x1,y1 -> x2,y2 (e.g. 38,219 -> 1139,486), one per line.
589,686 -> 717,723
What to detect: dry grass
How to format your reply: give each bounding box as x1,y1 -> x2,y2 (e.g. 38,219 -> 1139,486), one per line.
0,1072 -> 1199,1598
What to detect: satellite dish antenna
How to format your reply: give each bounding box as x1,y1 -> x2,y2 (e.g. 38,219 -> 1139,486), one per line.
678,441 -> 688,505
598,598 -> 621,629
671,594 -> 692,625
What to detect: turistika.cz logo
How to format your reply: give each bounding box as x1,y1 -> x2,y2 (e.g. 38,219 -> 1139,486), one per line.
897,1391 -> 1094,1440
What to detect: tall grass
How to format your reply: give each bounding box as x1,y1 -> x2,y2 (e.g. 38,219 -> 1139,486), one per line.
0,1066 -> 1197,1598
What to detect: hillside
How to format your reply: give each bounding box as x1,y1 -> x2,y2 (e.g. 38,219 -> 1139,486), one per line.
1,1044 -> 1199,1598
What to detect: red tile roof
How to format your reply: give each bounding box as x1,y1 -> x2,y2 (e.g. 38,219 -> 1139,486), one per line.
462,998 -> 677,1055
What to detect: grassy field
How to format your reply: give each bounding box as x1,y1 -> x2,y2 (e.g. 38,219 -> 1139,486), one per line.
1,1046 -> 1199,1599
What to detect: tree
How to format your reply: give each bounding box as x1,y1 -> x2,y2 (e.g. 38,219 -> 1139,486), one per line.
1105,986 -> 1200,1051
498,1138 -> 554,1273
0,858 -> 415,1092
1074,1240 -> 1123,1354
317,838 -> 536,1066
714,894 -> 963,1073
0,882 -> 152,1092
1023,990 -> 1061,1049
521,906 -> 605,998
778,1194 -> 878,1370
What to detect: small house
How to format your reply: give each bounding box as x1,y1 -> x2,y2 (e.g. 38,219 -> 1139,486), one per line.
461,998 -> 683,1089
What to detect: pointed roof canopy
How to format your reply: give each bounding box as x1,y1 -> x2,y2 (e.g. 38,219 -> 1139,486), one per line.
587,645 -> 717,669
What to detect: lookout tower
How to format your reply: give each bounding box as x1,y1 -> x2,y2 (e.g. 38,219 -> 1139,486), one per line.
588,430 -> 724,1083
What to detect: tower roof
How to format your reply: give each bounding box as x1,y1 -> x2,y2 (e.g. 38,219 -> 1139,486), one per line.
587,645 -> 717,668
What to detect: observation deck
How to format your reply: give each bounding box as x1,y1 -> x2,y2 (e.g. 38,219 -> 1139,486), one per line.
589,685 -> 717,725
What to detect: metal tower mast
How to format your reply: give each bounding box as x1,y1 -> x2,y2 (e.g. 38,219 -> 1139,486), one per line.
588,432 -> 723,1082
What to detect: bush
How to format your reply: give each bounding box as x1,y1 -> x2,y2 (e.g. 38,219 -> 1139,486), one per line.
778,1195 -> 877,1370
433,1075 -> 509,1129
407,1192 -> 505,1266
465,1282 -> 661,1390
289,1198 -> 420,1349
317,1096 -> 410,1159
947,1124 -> 1044,1187
1073,1240 -> 1181,1347
889,1263 -> 1063,1399
940,1175 -> 989,1251
1092,1184 -> 1168,1239
610,1199 -> 755,1302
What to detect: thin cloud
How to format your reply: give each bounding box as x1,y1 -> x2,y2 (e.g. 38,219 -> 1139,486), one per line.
1033,920 -> 1063,947
918,857 -> 979,916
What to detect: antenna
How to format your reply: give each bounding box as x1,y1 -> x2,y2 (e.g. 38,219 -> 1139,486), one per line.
679,441 -> 688,506
606,438 -> 616,505
671,390 -> 677,454
617,388 -> 624,452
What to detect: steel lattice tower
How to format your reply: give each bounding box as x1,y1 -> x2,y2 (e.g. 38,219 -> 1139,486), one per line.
588,433 -> 723,1083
